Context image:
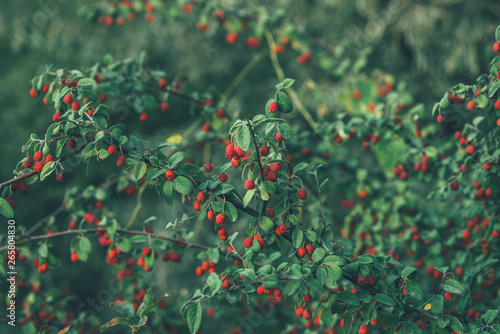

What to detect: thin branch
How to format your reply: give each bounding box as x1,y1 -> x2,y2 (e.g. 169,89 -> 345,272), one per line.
246,120 -> 267,215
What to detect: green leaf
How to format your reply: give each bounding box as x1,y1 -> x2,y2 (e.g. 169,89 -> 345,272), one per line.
163,181 -> 173,205
404,283 -> 424,301
316,267 -> 327,286
449,316 -> 463,333
276,91 -> 293,113
285,279 -> 301,296
258,216 -> 274,232
482,309 -> 499,325
240,269 -> 256,282
277,122 -> 293,140
292,230 -> 304,248
280,78 -> 295,89
173,176 -> 194,194
327,265 -> 343,281
476,94 -> 489,108
79,237 -> 92,253
442,279 -> 465,294
168,152 -> 184,168
320,306 -> 332,327
439,94 -> 450,109
0,197 -> 14,218
235,125 -> 251,151
402,267 -> 417,278
115,237 -> 133,253
305,277 -> 324,294
186,303 -> 202,334
40,161 -> 56,181
431,295 -> 444,315
472,116 -> 485,127
261,274 -> 280,289
134,161 -> 147,181
293,162 -> 309,174
207,273 -> 222,293
243,189 -> 255,208
374,293 -> 395,306
77,78 -> 97,87
323,255 -> 346,266
109,300 -> 135,317
311,247 -> 326,262
38,243 -> 48,258
338,291 -> 360,306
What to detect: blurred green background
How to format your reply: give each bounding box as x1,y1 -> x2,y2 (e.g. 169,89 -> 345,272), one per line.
1,0 -> 499,330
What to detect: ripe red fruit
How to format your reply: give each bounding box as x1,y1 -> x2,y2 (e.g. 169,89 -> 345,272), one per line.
196,267 -> 204,276
67,138 -> 76,148
483,162 -> 492,171
451,181 -> 459,191
196,192 -> 206,203
267,208 -> 275,217
275,224 -> 287,236
23,157 -> 33,168
139,113 -> 148,122
30,88 -> 37,98
467,145 -> 475,154
216,214 -> 226,225
473,181 -> 481,189
245,37 -> 261,49
218,226 -> 228,240
493,42 -> 500,52
493,231 -> 499,238
34,161 -> 44,173
437,115 -> 444,123
18,183 -> 28,193
45,155 -> 54,163
116,156 -> 126,167
269,101 -> 278,113
305,244 -> 315,255
297,53 -> 312,64
298,189 -> 307,200
359,190 -> 367,198
158,78 -> 167,91
52,112 -> 61,122
245,180 -> 255,190
276,132 -> 283,141
357,276 -> 367,286
219,173 -> 228,182
463,229 -> 471,239
226,31 -> 238,44
38,262 -> 48,273
295,307 -> 304,317
142,248 -> 151,257
359,324 -> 368,334
165,170 -> 175,180
63,94 -> 73,104
207,210 -> 215,221
204,163 -> 213,173
71,101 -> 80,110
260,145 -> 270,156
71,252 -> 79,262
244,237 -> 253,248
202,123 -> 210,132
297,247 -> 306,257
466,100 -> 476,111
6,198 -> 15,210
193,201 -> 201,211
253,235 -> 266,248
302,309 -> 311,320
108,145 -> 117,155
444,292 -> 453,302
161,253 -> 170,262
34,151 -> 43,162
370,318 -> 379,326
353,89 -> 362,100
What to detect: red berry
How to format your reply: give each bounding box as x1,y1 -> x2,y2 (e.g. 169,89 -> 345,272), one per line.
196,267 -> 204,276
276,132 -> 283,141
23,157 -> 33,168
275,224 -> 287,236
139,113 -> 148,122
202,123 -> 210,132
466,145 -> 475,154
216,214 -> 226,225
18,183 -> 28,193
267,208 -> 275,217
193,201 -> 201,211
463,229 -> 471,239
204,163 -> 213,173
297,247 -> 306,257
226,31 -> 238,44
6,198 -> 15,210
260,145 -> 270,156
359,324 -> 368,334
45,155 -> 54,163
245,180 -> 255,190
466,101 -> 476,111
34,161 -> 44,173
34,151 -> 43,162
159,78 -> 167,91
437,115 -> 444,123
165,170 -> 175,180
219,173 -> 228,182
295,307 -> 304,317
493,42 -> 500,52
63,94 -> 73,104
305,244 -> 315,255
444,292 -> 453,302
116,156 -> 126,167
52,112 -> 61,122
243,237 -> 253,248
207,210 -> 215,221
493,231 -> 499,238
268,101 -> 278,113
71,101 -> 80,110
67,138 -> 76,148
71,252 -> 79,262
99,93 -> 107,102
298,189 -> 307,200
30,88 -> 37,98
161,253 -> 170,262
353,89 -> 362,100
108,145 -> 117,155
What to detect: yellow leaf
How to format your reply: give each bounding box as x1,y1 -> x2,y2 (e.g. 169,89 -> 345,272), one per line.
166,134 -> 182,144
424,303 -> 431,310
